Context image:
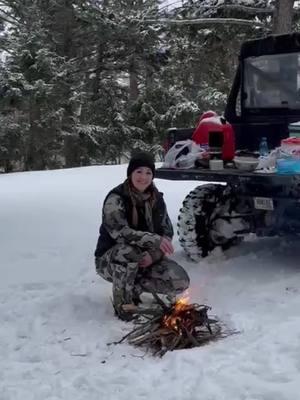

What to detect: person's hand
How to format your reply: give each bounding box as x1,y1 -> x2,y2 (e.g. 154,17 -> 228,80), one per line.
138,251 -> 153,268
159,237 -> 174,256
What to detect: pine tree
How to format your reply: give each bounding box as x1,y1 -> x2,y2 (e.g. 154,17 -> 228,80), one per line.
1,0 -> 299,171
0,1 -> 84,170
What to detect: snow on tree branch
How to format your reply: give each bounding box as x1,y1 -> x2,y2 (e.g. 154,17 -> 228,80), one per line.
143,17 -> 263,27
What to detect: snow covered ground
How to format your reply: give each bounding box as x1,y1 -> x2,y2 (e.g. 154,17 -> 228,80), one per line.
1,164 -> 300,400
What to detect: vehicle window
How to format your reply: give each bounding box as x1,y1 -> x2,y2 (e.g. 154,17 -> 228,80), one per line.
243,53 -> 300,109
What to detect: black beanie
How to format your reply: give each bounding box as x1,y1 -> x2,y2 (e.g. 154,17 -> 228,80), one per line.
127,152 -> 155,177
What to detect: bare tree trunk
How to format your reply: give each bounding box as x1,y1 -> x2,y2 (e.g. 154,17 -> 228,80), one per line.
92,0 -> 109,100
273,0 -> 295,34
25,97 -> 45,170
129,57 -> 139,102
127,0 -> 142,102
52,0 -> 80,168
92,42 -> 105,100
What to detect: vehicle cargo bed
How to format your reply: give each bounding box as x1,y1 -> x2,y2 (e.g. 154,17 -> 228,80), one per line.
155,166 -> 299,186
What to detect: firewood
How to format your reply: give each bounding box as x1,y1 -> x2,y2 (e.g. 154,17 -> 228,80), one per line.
111,291 -> 230,356
169,334 -> 182,351
129,331 -> 158,345
122,303 -> 164,316
140,285 -> 171,312
127,323 -> 155,341
183,326 -> 200,347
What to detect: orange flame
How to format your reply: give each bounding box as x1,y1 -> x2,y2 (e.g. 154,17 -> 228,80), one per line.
174,294 -> 189,311
162,291 -> 191,332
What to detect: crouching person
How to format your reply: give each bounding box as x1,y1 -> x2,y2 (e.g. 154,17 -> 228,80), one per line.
94,152 -> 190,320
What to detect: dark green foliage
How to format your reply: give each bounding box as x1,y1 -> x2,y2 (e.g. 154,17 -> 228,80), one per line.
0,0 -> 297,171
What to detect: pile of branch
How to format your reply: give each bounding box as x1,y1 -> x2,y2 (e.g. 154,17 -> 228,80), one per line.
113,293 -> 225,357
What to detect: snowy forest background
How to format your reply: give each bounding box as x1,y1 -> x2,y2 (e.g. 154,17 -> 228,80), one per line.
0,0 -> 299,172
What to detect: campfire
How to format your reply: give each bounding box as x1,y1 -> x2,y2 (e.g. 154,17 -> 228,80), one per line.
113,291 -> 224,357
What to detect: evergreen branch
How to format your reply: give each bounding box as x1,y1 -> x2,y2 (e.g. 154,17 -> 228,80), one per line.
160,2 -> 268,13
71,61 -> 128,75
0,7 -> 21,25
0,44 -> 14,55
204,4 -> 300,17
0,13 -> 19,27
215,5 -> 273,15
158,2 -> 300,16
0,1 -> 24,21
143,18 -> 264,27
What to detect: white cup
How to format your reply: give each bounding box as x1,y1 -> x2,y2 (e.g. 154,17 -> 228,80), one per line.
209,159 -> 224,170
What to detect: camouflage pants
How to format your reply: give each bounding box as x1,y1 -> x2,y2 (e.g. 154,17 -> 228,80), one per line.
95,244 -> 190,309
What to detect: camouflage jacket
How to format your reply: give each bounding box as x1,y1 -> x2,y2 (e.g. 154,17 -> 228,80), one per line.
94,183 -> 173,259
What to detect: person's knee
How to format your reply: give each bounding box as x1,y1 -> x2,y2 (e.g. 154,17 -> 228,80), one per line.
95,256 -> 113,282
148,258 -> 190,294
175,273 -> 190,292
168,262 -> 190,293
95,257 -> 100,270
173,274 -> 189,293
112,244 -> 142,264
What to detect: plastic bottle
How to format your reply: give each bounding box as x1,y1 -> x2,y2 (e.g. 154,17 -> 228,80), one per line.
259,137 -> 269,156
201,143 -> 209,152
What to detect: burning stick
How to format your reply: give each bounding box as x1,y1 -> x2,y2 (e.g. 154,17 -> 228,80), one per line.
113,292 -> 227,357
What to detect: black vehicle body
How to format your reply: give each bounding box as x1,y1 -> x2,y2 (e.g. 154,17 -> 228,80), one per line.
156,33 -> 300,258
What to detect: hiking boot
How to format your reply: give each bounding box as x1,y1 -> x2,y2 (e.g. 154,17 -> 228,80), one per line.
113,303 -> 136,322
132,292 -> 143,306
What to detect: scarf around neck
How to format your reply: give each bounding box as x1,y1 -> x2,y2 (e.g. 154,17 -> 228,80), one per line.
123,179 -> 157,232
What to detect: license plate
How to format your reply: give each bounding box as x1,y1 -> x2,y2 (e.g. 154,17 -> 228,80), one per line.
254,197 -> 274,211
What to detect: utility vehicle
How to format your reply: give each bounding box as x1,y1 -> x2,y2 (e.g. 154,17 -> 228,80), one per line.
156,33 -> 300,260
